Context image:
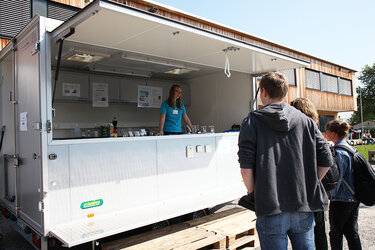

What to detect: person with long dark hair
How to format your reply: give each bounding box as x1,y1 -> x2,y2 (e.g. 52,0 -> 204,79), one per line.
157,84 -> 193,135
325,120 -> 362,250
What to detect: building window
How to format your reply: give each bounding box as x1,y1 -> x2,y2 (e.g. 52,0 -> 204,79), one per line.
305,69 -> 320,90
305,69 -> 353,96
321,73 -> 338,93
339,78 -> 352,96
279,69 -> 296,86
47,1 -> 80,22
319,115 -> 334,132
0,0 -> 31,38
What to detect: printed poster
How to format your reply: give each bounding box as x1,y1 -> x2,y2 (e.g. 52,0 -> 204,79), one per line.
151,87 -> 162,107
62,82 -> 80,97
138,85 -> 162,108
138,85 -> 150,107
92,82 -> 109,107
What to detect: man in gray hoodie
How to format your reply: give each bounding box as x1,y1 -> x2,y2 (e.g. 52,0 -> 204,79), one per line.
238,72 -> 333,250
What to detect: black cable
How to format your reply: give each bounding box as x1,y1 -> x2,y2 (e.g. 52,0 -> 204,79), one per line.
0,126 -> 5,152
52,39 -> 64,107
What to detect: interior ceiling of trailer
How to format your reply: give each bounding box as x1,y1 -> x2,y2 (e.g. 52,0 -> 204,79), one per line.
51,1 -> 307,80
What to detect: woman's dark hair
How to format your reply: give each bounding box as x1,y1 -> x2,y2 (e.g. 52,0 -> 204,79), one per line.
325,120 -> 350,140
168,84 -> 182,109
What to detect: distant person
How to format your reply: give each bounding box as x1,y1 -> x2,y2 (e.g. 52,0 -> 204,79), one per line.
291,97 -> 328,250
238,72 -> 333,249
325,120 -> 362,250
362,130 -> 374,144
157,84 -> 193,135
348,127 -> 353,140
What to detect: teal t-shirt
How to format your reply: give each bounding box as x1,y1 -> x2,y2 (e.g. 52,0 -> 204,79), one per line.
160,100 -> 186,133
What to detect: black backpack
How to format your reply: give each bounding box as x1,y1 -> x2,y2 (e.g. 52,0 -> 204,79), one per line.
334,144 -> 375,206
322,146 -> 340,192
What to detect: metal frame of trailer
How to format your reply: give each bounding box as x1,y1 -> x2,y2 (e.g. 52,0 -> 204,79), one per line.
0,0 -> 309,248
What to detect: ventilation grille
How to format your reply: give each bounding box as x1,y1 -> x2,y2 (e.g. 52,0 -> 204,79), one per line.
279,69 -> 296,86
339,78 -> 352,96
305,69 -> 320,90
0,0 -> 31,38
321,73 -> 338,93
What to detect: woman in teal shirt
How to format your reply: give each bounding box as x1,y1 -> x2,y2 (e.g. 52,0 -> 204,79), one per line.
157,84 -> 193,135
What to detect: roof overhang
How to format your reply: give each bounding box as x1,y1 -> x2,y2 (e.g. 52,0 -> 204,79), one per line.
51,0 -> 309,76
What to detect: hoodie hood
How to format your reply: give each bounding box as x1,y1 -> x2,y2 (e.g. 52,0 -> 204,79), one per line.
252,102 -> 301,132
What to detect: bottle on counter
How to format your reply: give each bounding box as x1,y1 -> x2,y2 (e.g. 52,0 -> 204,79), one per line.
100,125 -> 109,137
112,117 -> 118,137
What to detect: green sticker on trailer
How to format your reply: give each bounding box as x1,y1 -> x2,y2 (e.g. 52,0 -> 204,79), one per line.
80,199 -> 103,209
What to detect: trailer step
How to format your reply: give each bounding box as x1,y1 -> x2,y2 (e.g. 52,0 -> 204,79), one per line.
101,207 -> 258,250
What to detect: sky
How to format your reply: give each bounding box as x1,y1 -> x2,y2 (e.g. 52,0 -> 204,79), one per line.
152,0 -> 375,119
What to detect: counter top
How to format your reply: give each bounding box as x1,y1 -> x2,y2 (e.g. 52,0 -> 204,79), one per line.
49,132 -> 239,145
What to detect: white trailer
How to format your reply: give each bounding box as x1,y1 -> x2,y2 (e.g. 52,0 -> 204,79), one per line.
0,0 -> 308,248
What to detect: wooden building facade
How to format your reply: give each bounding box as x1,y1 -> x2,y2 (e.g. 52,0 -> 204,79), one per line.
0,0 -> 357,129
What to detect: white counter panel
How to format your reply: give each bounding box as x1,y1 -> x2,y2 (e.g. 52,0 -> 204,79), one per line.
46,132 -> 245,245
67,140 -> 158,221
156,136 -> 217,199
216,135 -> 242,185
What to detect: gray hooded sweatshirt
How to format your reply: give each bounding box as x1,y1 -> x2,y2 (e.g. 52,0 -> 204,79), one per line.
238,102 -> 333,216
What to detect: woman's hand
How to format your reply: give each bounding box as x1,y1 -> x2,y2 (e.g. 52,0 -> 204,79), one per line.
158,114 -> 166,136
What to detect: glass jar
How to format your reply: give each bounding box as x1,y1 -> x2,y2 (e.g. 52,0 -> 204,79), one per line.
201,126 -> 207,133
209,125 -> 215,133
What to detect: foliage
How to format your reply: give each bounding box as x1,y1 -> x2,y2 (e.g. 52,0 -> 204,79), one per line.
354,144 -> 375,161
349,63 -> 375,125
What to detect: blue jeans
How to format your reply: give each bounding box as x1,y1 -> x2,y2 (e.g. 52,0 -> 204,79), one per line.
256,212 -> 315,250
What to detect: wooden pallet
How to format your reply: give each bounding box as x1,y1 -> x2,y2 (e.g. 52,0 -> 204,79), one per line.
101,222 -> 226,250
102,208 -> 257,250
186,208 -> 258,250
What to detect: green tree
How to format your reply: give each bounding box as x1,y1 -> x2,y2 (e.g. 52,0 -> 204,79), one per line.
349,63 -> 375,125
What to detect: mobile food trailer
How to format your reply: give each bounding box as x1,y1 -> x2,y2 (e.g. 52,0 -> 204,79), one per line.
0,0 -> 309,248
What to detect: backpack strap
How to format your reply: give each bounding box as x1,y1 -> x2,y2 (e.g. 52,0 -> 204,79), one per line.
333,143 -> 356,195
342,179 -> 355,195
334,143 -> 356,155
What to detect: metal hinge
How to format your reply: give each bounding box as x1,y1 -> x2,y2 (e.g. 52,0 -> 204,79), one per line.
38,201 -> 44,212
9,91 -> 18,104
33,122 -> 42,131
46,120 -> 52,133
32,42 -> 40,55
12,154 -> 19,168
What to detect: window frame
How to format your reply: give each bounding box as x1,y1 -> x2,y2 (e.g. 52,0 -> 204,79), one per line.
305,68 -> 353,96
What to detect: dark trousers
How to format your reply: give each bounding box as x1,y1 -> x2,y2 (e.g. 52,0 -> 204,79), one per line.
314,211 -> 328,250
329,201 -> 362,250
163,131 -> 183,135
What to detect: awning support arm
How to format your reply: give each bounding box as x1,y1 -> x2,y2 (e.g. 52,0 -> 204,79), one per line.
52,27 -> 75,108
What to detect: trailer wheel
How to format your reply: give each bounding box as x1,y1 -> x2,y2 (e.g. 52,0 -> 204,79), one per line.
152,220 -> 170,230
182,208 -> 209,221
192,209 -> 208,219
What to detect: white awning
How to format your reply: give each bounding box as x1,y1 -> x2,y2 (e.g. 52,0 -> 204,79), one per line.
51,0 -> 309,76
